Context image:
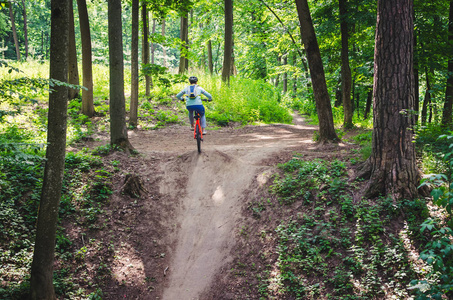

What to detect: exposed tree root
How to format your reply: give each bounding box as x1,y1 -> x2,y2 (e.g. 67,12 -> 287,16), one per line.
121,173 -> 148,198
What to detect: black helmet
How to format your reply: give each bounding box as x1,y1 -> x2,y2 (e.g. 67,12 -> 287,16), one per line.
189,76 -> 198,84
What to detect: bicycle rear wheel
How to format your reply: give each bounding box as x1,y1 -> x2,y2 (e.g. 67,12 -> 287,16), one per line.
196,124 -> 202,153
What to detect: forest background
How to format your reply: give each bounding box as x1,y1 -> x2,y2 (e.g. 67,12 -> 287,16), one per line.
1,0 -> 453,299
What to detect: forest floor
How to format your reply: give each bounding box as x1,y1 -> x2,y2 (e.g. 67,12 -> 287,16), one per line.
73,113 -> 362,299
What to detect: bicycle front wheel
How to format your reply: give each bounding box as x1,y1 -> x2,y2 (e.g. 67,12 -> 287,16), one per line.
196,125 -> 202,153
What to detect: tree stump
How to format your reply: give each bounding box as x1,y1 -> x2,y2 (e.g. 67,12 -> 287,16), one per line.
121,174 -> 147,198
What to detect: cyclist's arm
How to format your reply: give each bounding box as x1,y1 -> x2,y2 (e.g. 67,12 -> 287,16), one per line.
176,88 -> 186,101
200,88 -> 212,101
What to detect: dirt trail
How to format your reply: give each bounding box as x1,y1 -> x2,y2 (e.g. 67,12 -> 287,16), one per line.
128,114 -> 318,299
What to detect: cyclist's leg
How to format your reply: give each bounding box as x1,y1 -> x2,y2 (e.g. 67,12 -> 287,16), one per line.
186,106 -> 194,128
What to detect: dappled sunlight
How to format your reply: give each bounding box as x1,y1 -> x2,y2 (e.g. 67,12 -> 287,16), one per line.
112,242 -> 146,285
399,221 -> 429,277
211,185 -> 225,206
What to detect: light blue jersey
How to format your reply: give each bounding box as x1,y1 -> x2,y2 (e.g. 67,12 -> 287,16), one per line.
176,84 -> 212,106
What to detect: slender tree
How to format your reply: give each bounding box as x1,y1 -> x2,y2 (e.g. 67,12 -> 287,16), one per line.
151,18 -> 156,64
77,0 -> 95,116
295,0 -> 339,142
9,2 -> 20,60
207,39 -> 213,74
109,0 -> 132,149
442,0 -> 453,127
178,14 -> 189,74
68,0 -> 79,100
20,0 -> 28,59
359,0 -> 420,199
130,0 -> 139,128
142,3 -> 150,96
29,0 -> 69,298
222,0 -> 233,83
339,0 -> 353,128
162,19 -> 167,68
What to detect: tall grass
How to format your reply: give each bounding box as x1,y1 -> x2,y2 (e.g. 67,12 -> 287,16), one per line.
170,73 -> 293,125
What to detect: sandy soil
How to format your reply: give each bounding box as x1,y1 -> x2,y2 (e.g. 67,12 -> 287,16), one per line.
118,114 -> 320,299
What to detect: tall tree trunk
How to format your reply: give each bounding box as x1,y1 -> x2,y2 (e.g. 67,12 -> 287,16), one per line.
162,19 -> 167,68
275,55 -> 281,87
129,0 -> 139,128
77,0 -> 95,117
29,0 -> 69,298
414,31 -> 420,124
421,68 -> 432,125
339,0 -> 353,128
363,87 -> 372,119
222,0 -> 233,83
20,0 -> 28,59
442,0 -> 453,127
292,51 -> 297,95
142,4 -> 150,96
295,0 -> 339,142
68,0 -> 79,100
207,39 -> 213,74
360,0 -> 420,199
109,0 -> 132,149
9,2 -> 20,61
283,55 -> 287,93
178,14 -> 189,74
151,18 -> 156,64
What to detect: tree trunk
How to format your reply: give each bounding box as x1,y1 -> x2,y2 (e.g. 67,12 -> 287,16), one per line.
29,0 -> 69,298
222,0 -> 233,83
20,0 -> 28,59
162,19 -> 167,68
178,14 -> 189,74
339,0 -> 353,129
283,54 -> 287,93
275,55 -> 281,87
363,87 -> 372,120
421,68 -> 432,125
9,2 -> 20,61
295,0 -> 339,142
360,0 -> 419,200
142,4 -> 150,96
129,0 -> 139,128
292,51 -> 297,95
207,39 -> 213,74
414,31 -> 420,124
151,18 -> 156,64
77,0 -> 95,117
68,0 -> 79,100
442,0 -> 453,127
109,0 -> 132,149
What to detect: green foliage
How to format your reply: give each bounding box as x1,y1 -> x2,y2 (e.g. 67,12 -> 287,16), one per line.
411,134 -> 453,298
271,156 -> 346,205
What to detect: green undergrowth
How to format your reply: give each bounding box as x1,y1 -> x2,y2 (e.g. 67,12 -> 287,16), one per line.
233,155 -> 433,299
0,124 -> 116,298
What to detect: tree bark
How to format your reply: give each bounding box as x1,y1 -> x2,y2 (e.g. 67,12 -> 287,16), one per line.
20,0 -> 28,59
151,18 -> 156,64
162,19 -> 167,68
295,0 -> 339,142
29,0 -> 69,298
129,0 -> 139,128
361,0 -> 419,200
421,68 -> 432,125
222,0 -> 233,83
178,14 -> 189,74
142,4 -> 150,96
68,0 -> 79,100
77,0 -> 95,117
207,39 -> 213,74
275,55 -> 281,87
109,0 -> 132,149
339,0 -> 353,129
9,2 -> 21,61
414,31 -> 420,124
442,0 -> 453,127
363,87 -> 372,120
283,54 -> 287,93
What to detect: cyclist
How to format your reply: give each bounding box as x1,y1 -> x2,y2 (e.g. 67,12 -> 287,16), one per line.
176,76 -> 212,135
